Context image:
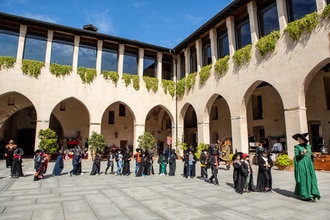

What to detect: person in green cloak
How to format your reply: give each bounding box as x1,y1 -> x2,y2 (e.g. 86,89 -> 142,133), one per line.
292,133 -> 321,201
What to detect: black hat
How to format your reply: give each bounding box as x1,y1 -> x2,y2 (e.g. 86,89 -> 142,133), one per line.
135,148 -> 142,152
232,152 -> 243,161
34,149 -> 43,155
14,148 -> 24,156
262,149 -> 271,155
292,133 -> 309,143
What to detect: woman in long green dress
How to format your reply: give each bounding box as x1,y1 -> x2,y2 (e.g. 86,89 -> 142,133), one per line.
292,133 -> 321,201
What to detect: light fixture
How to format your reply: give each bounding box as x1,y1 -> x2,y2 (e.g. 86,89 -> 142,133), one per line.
115,132 -> 118,138
8,96 -> 15,106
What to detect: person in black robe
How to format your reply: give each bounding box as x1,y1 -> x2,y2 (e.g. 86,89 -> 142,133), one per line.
52,153 -> 64,176
5,140 -> 17,168
208,149 -> 219,185
236,153 -> 255,194
69,151 -> 81,176
90,153 -> 101,175
232,152 -> 242,189
256,150 -> 273,192
168,149 -> 177,176
182,151 -> 188,178
136,151 -> 147,177
11,148 -> 24,178
199,149 -> 208,180
122,151 -> 131,176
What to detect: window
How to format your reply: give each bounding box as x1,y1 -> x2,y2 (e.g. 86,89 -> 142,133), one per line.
258,2 -> 280,37
323,77 -> 330,110
123,48 -> 137,75
162,55 -> 172,80
108,111 -> 115,124
51,33 -> 74,66
119,104 -> 126,117
252,95 -> 263,120
236,18 -> 251,49
0,24 -> 19,57
286,0 -> 316,22
23,28 -> 47,62
143,52 -> 156,77
202,39 -> 211,66
179,53 -> 185,80
217,32 -> 229,58
212,107 -> 218,120
328,0 -> 330,4
190,47 -> 197,73
78,38 -> 96,68
101,43 -> 118,72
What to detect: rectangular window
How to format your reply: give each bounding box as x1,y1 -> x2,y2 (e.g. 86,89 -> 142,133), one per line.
51,33 -> 74,66
258,1 -> 280,37
123,48 -> 137,75
236,18 -> 251,49
143,52 -> 156,77
101,42 -> 118,72
328,0 -> 330,4
0,24 -> 19,57
217,32 -> 229,59
323,77 -> 330,110
179,53 -> 185,80
190,47 -> 197,73
212,107 -> 218,120
23,28 -> 47,62
252,95 -> 263,120
162,55 -> 172,80
78,38 -> 97,68
202,39 -> 211,66
286,0 -> 316,22
119,104 -> 126,117
108,111 -> 115,124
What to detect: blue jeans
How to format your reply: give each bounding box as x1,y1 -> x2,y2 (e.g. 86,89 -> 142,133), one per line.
135,161 -> 140,174
116,161 -> 122,174
188,164 -> 193,177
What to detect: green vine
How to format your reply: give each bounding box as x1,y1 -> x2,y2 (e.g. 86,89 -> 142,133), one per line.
321,3 -> 330,18
21,59 -> 44,78
176,78 -> 186,97
122,73 -> 131,87
256,30 -> 280,57
199,64 -> 212,85
233,44 -> 252,66
132,75 -> 140,91
143,76 -> 158,93
49,63 -> 72,77
101,70 -> 119,86
214,55 -> 229,76
162,79 -> 175,97
284,12 -> 318,41
186,72 -> 196,91
77,67 -> 97,84
0,56 -> 16,70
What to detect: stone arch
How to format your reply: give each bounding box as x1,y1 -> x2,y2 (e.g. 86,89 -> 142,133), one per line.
180,103 -> 198,147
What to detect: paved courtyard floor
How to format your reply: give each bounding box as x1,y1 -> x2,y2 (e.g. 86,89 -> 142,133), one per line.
0,158 -> 329,220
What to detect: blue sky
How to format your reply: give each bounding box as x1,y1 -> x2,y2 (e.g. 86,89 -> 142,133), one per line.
1,0 -> 233,48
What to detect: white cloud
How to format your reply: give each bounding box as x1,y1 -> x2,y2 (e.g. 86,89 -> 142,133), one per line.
85,10 -> 116,35
3,0 -> 26,7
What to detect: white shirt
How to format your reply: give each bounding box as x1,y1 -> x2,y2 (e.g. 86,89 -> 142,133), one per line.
272,142 -> 283,152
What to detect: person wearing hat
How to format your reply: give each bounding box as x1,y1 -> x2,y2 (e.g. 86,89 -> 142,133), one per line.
292,133 -> 321,201
168,149 -> 177,176
208,148 -> 219,185
4,139 -> 17,168
90,152 -> 101,175
256,150 -> 273,192
232,152 -> 242,190
199,148 -> 208,180
236,153 -> 255,194
52,150 -> 64,176
11,148 -> 24,178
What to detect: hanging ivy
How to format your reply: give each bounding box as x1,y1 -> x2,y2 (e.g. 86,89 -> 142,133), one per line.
176,78 -> 186,97
214,55 -> 229,76
162,79 -> 176,97
321,3 -> 330,18
256,30 -> 280,57
122,73 -> 132,87
49,63 -> 72,77
21,59 -> 44,78
101,70 -> 119,86
143,76 -> 158,93
77,67 -> 97,84
233,44 -> 252,66
0,56 -> 16,70
284,12 -> 318,41
132,75 -> 140,91
199,64 -> 212,85
186,72 -> 196,91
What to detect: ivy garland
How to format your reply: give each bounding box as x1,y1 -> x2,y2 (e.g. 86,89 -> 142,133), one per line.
143,76 -> 158,93
256,30 -> 280,57
49,63 -> 72,77
77,67 -> 97,84
122,73 -> 131,87
233,44 -> 252,67
101,70 -> 119,86
176,78 -> 186,97
21,59 -> 45,78
284,12 -> 318,41
132,75 -> 140,91
162,79 -> 176,97
186,72 -> 196,91
0,56 -> 16,70
214,55 -> 229,76
321,3 -> 330,18
199,64 -> 212,86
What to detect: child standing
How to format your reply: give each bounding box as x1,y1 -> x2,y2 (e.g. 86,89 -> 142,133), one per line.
105,151 -> 114,174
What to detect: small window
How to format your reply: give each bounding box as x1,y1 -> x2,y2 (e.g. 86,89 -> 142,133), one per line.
190,47 -> 197,73
236,18 -> 251,49
202,39 -> 211,66
179,53 -> 185,80
119,104 -> 126,117
286,0 -> 316,22
258,2 -> 280,37
108,111 -> 115,124
212,107 -> 218,120
252,95 -> 263,120
217,32 -> 229,59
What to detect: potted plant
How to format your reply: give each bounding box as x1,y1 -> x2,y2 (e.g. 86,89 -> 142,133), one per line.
38,128 -> 59,159
175,139 -> 187,160
88,131 -> 106,160
137,132 -> 155,151
276,154 -> 294,171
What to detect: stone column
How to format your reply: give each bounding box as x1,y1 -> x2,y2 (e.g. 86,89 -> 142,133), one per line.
284,107 -> 308,158
45,30 -> 53,69
157,52 -> 162,81
231,116 -> 249,153
176,54 -> 181,79
134,123 -> 145,152
96,40 -> 103,74
34,119 -> 50,151
138,48 -> 144,77
176,124 -> 185,156
72,36 -> 80,72
226,16 -> 236,56
316,0 -> 327,13
276,0 -> 288,32
118,44 -> 125,76
184,47 -> 190,76
209,28 -> 218,65
195,39 -> 202,72
247,1 -> 259,44
197,121 -> 210,145
16,24 -> 27,66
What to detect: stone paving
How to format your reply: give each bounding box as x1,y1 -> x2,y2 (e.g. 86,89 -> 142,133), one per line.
0,158 -> 329,220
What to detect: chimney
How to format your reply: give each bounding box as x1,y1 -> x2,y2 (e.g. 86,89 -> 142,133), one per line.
83,24 -> 98,32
